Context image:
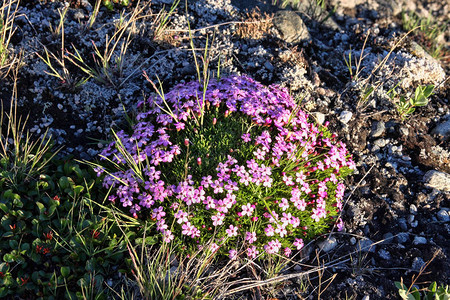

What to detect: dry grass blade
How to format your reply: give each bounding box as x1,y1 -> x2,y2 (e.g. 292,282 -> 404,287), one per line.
0,0 -> 21,78
0,57 -> 59,190
235,8 -> 273,40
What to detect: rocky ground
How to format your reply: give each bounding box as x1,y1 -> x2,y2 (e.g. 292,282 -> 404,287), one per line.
1,0 -> 449,298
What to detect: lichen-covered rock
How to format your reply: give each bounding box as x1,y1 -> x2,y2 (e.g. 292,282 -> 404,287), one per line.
273,10 -> 311,44
423,170 -> 450,192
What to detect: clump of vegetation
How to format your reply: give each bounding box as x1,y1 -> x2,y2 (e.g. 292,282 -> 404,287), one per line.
96,75 -> 355,259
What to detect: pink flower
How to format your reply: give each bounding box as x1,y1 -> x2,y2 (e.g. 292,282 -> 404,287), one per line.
241,203 -> 255,217
279,198 -> 289,211
241,133 -> 251,142
226,225 -> 238,237
293,238 -> 304,250
264,224 -> 275,237
246,231 -> 257,244
209,243 -> 219,253
229,249 -> 238,260
211,212 -> 225,226
311,206 -> 326,222
152,206 -> 166,220
163,230 -> 174,243
336,218 -> 345,232
284,247 -> 292,257
247,246 -> 259,259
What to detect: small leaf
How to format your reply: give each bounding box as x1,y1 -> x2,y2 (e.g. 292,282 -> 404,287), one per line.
8,240 -> 19,249
0,203 -> 9,214
61,266 -> 71,278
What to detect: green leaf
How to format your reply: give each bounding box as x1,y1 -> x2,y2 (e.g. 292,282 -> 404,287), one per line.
0,203 -> 9,214
12,198 -> 23,208
73,185 -> 85,194
59,177 -> 70,190
60,266 -> 71,278
36,202 -> 45,213
8,240 -> 18,249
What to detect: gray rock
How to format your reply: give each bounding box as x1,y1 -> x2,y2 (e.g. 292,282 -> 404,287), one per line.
407,214 -> 415,224
410,204 -> 418,214
423,170 -> 450,192
399,126 -> 409,136
437,209 -> 449,222
362,295 -> 370,300
378,249 -> 391,260
264,61 -> 274,71
382,233 -> 394,244
371,121 -> 385,137
411,257 -> 425,272
432,116 -> 450,141
396,233 -> 409,244
311,112 -> 325,125
318,236 -> 337,252
398,218 -> 408,231
350,237 -> 357,245
373,138 -> 388,148
273,11 -> 311,44
413,236 -> 427,245
357,238 -> 375,253
339,110 -> 353,124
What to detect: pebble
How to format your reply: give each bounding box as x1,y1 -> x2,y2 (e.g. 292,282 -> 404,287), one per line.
362,295 -> 370,300
413,236 -> 427,245
423,170 -> 450,192
409,204 -> 418,214
339,110 -> 353,124
411,257 -> 426,272
318,236 -> 338,252
437,209 -> 449,222
350,237 -> 356,245
407,214 -> 415,224
382,233 -> 394,244
373,138 -> 387,148
264,61 -> 274,71
357,238 -> 375,253
378,249 -> 391,260
399,126 -> 409,136
396,233 -> 409,244
311,112 -> 325,125
431,116 -> 450,140
398,218 -> 408,231
371,121 -> 385,137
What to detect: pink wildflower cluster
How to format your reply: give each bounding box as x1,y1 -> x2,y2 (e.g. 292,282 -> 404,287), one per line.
98,75 -> 355,259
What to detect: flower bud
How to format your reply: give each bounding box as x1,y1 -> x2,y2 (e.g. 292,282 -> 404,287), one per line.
184,138 -> 189,146
197,157 -> 202,165
213,118 -> 217,125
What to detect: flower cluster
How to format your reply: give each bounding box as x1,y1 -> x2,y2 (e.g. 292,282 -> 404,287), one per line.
98,75 -> 355,258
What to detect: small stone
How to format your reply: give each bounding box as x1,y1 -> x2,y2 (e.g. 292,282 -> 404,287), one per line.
371,121 -> 385,137
398,218 -> 408,231
318,236 -> 337,252
399,127 -> 409,136
431,117 -> 450,140
357,238 -> 375,253
411,257 -> 425,272
407,214 -> 415,224
273,10 -> 311,44
413,236 -> 427,245
437,209 -> 449,222
362,295 -> 370,300
410,204 -> 418,214
423,170 -> 450,192
378,249 -> 391,260
382,233 -> 394,244
311,112 -> 325,125
339,110 -> 353,124
350,237 -> 356,245
373,138 -> 385,148
264,61 -> 274,71
396,233 -> 409,244
411,220 -> 418,228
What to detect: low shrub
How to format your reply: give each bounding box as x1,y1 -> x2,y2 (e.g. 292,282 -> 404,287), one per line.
98,75 -> 356,259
